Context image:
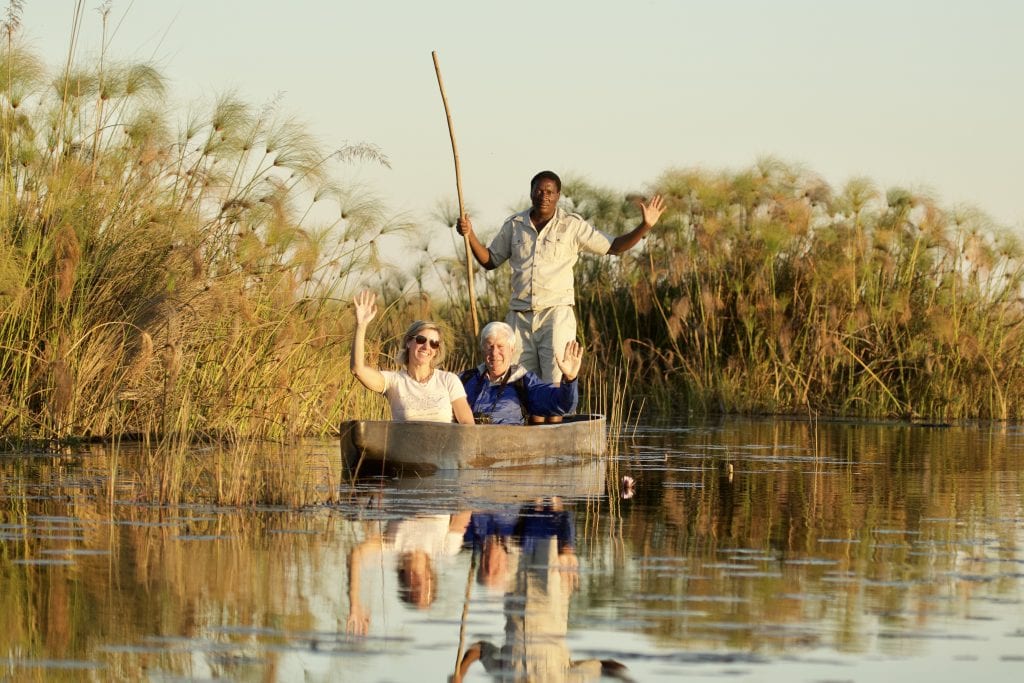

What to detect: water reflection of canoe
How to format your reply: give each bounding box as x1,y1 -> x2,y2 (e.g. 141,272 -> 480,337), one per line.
340,414 -> 607,477
367,459 -> 609,511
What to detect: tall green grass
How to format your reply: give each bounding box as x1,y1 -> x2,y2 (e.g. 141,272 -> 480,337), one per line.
562,159 -> 1024,420
0,7 -> 392,463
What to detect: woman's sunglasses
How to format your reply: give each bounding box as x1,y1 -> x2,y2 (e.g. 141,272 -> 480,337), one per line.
413,334 -> 441,349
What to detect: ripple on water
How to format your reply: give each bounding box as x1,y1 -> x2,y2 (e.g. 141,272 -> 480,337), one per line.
877,630 -> 983,641
784,558 -> 840,566
13,659 -> 103,671
704,562 -> 757,570
725,570 -> 785,579
40,548 -> 110,556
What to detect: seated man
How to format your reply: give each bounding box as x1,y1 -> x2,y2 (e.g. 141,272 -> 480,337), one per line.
460,322 -> 581,425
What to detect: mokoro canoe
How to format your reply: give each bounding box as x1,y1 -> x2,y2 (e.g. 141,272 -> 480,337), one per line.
340,413 -> 607,477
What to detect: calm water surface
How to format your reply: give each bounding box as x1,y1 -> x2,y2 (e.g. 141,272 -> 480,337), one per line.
1,418 -> 1022,682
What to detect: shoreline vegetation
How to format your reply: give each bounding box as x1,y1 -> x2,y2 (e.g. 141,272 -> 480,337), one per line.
447,164 -> 1024,425
3,10 -> 1024,500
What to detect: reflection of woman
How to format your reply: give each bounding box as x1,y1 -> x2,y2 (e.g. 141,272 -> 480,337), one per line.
347,512 -> 471,635
350,291 -> 474,423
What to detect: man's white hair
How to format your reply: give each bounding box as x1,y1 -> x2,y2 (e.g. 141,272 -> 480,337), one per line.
479,321 -> 517,353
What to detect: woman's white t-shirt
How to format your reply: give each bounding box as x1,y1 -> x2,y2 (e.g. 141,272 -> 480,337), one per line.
387,515 -> 465,557
381,369 -> 467,422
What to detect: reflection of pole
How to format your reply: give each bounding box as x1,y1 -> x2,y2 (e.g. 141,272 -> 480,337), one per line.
432,51 -> 480,338
453,550 -> 477,677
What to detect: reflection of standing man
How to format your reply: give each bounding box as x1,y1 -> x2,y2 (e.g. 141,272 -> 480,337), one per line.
453,500 -> 632,682
457,171 -> 665,391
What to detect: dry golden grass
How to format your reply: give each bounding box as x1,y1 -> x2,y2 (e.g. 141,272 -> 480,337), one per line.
555,161 -> 1024,420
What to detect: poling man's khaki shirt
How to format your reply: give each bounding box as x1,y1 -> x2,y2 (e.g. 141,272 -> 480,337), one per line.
486,207 -> 613,311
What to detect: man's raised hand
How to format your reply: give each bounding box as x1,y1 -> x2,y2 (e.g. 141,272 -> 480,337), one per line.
641,194 -> 666,228
556,340 -> 584,382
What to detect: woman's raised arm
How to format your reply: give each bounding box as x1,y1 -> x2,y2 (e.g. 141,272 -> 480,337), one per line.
350,290 -> 386,393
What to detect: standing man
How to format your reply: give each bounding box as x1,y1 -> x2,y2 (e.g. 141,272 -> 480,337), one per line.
456,170 -> 665,389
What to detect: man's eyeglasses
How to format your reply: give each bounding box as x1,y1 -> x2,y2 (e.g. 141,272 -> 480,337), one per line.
413,334 -> 441,349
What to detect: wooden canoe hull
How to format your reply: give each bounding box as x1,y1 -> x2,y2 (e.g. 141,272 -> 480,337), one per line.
340,414 -> 607,477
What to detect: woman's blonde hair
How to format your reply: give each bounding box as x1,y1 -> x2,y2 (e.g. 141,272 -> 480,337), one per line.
399,320 -> 446,367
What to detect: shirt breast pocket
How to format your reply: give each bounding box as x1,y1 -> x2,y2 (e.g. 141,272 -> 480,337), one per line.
538,233 -> 571,262
512,235 -> 532,261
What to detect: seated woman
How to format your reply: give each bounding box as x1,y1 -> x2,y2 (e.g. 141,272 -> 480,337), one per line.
460,321 -> 581,425
349,290 -> 474,424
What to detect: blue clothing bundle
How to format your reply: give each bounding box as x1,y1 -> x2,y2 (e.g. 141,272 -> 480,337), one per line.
463,510 -> 519,550
518,504 -> 576,554
463,505 -> 576,553
460,363 -> 578,425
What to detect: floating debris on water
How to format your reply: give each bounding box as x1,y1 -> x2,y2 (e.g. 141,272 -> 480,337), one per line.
621,475 -> 635,499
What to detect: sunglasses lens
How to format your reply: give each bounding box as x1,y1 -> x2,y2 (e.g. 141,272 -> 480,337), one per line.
414,335 -> 440,349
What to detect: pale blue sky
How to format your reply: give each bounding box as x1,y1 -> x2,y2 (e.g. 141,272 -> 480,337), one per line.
20,1 -> 1024,234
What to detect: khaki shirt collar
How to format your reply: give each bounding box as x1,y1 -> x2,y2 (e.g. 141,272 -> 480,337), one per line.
513,206 -> 566,232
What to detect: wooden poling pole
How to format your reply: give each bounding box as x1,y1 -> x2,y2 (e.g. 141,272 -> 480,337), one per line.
432,51 -> 480,338
452,549 -> 477,678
